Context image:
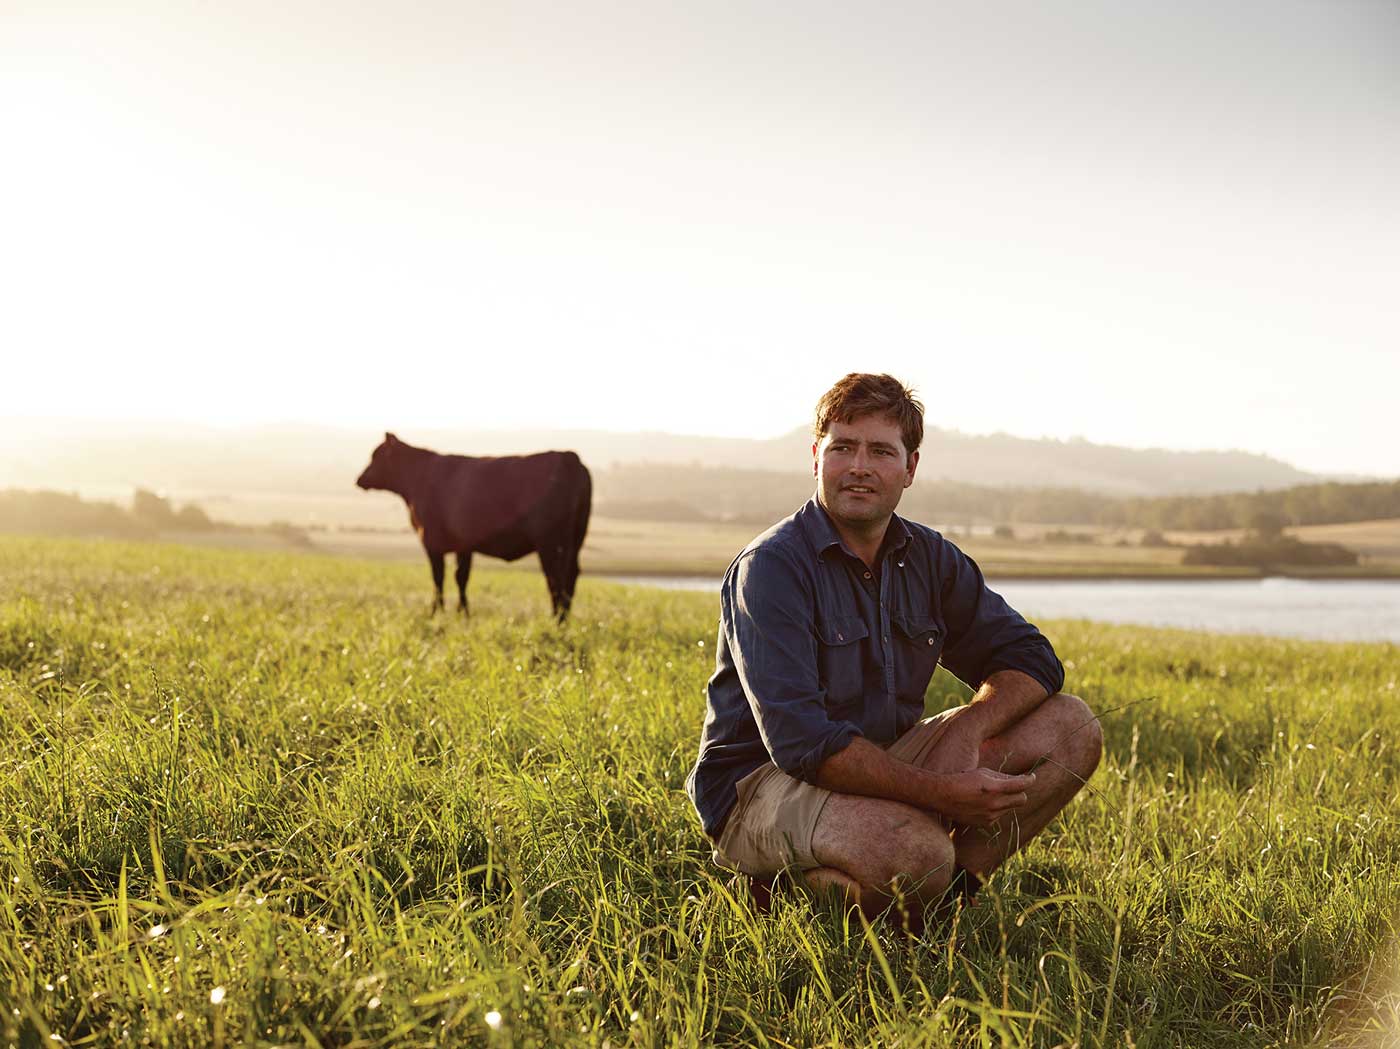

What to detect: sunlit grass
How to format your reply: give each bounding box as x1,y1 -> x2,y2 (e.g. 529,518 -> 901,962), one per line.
1,535 -> 1397,1046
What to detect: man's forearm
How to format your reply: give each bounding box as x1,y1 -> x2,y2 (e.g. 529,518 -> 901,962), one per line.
811,734 -> 1038,826
955,668 -> 1053,740
811,671 -> 1052,803
811,735 -> 945,810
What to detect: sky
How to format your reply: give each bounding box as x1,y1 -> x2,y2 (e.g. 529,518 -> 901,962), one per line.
3,0 -> 1398,476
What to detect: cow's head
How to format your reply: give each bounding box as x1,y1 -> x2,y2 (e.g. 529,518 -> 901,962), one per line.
356,432 -> 403,491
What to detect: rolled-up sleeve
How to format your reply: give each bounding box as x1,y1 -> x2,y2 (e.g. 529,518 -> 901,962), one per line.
724,548 -> 861,782
935,540 -> 1065,697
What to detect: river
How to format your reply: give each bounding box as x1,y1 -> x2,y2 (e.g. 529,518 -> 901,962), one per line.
601,575 -> 1400,643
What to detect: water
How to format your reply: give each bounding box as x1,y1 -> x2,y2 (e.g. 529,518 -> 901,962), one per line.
602,575 -> 1400,643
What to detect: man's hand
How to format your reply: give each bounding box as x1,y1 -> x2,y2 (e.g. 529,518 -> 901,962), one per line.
928,768 -> 1036,827
814,736 -> 1036,826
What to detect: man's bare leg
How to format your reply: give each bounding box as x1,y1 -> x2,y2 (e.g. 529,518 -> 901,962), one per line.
800,867 -> 862,909
806,794 -> 956,927
927,692 -> 1102,879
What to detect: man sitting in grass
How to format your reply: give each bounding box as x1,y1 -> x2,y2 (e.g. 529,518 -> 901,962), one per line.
684,373 -> 1102,928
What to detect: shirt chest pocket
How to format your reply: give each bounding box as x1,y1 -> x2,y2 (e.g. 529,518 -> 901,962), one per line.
892,613 -> 944,702
815,616 -> 869,715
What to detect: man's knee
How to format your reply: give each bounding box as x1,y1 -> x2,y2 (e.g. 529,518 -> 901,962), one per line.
1048,692 -> 1103,776
814,797 -> 955,897
870,818 -> 956,897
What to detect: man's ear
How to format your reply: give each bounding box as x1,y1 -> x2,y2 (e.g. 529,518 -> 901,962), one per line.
904,449 -> 919,488
812,441 -> 819,478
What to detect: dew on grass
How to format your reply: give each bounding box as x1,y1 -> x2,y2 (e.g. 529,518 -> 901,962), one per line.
148,924 -> 166,939
210,986 -> 226,1005
485,1010 -> 503,1030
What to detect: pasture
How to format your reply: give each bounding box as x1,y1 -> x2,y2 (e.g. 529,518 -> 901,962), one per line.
1,536 -> 1398,1047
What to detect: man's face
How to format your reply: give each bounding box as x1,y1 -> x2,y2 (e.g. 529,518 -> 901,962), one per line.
813,413 -> 919,529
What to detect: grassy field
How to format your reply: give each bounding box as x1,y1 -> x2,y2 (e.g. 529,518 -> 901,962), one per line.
2,536 -> 1398,1047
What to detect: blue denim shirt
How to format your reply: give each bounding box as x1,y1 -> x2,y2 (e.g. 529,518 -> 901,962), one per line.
684,498 -> 1065,839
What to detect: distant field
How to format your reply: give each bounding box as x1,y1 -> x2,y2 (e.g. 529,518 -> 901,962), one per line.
315,517 -> 1204,579
2,535 -> 1398,1046
311,516 -> 756,576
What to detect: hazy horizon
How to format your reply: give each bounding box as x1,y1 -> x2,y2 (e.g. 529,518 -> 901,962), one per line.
5,2 -> 1397,476
5,411 -> 1387,474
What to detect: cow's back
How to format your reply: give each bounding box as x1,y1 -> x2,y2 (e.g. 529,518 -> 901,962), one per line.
423,451 -> 582,552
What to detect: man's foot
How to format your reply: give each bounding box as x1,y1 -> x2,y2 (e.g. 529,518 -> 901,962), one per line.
747,872 -> 776,912
725,872 -> 778,913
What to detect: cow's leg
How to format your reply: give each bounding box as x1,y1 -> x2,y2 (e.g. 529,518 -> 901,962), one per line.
559,546 -> 581,621
566,485 -> 590,621
537,544 -> 568,622
454,550 -> 473,615
425,550 -> 446,614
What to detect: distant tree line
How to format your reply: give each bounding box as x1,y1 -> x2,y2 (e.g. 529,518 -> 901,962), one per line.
594,466 -> 1400,532
0,490 -> 155,539
0,489 -> 309,545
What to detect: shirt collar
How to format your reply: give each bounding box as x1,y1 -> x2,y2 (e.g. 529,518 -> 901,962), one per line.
800,496 -> 912,562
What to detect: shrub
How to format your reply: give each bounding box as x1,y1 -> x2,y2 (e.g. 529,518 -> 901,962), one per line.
132,488 -> 179,527
174,503 -> 215,531
1182,536 -> 1357,568
1043,529 -> 1095,545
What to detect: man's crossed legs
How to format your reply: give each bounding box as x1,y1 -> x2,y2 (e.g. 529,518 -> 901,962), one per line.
712,694 -> 1103,925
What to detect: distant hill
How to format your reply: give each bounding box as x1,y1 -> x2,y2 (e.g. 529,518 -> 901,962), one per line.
0,418 -> 1343,501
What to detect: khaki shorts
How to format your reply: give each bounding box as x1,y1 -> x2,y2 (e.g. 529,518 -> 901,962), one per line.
712,707 -> 962,877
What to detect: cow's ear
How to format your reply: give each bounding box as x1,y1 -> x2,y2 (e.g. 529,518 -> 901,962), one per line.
385,432 -> 398,444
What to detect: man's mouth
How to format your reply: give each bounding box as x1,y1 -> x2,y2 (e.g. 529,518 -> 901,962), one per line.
843,485 -> 877,494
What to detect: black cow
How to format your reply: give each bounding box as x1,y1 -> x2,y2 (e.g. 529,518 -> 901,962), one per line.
355,433 -> 592,621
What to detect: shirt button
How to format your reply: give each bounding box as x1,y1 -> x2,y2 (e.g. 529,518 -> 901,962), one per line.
837,633 -> 844,641
884,635 -> 890,643
927,637 -> 936,645
863,571 -> 872,579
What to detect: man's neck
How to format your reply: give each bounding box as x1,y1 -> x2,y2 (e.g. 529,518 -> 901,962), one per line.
819,502 -> 890,570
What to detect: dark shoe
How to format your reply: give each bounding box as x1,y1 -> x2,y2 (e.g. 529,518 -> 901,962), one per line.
746,872 -> 776,913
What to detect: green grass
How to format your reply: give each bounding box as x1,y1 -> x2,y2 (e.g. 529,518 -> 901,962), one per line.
1,536 -> 1397,1047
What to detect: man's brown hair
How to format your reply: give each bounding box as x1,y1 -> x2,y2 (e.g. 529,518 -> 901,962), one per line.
814,373 -> 925,456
